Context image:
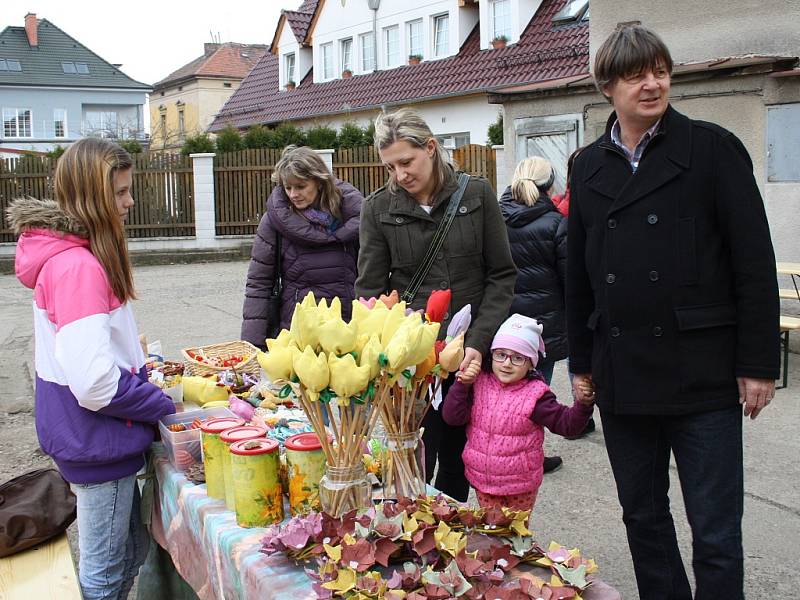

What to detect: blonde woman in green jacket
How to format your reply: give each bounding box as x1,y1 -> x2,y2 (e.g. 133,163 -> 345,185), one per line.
355,108 -> 517,501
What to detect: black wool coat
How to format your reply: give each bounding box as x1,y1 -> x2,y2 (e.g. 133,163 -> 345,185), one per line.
566,106 -> 779,415
500,188 -> 568,362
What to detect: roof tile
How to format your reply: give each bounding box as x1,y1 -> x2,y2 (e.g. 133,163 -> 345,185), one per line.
155,43 -> 268,88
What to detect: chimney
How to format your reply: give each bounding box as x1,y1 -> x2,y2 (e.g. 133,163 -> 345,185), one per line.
204,43 -> 221,56
25,13 -> 38,47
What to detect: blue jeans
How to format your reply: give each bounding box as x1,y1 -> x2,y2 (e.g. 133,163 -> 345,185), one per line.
71,473 -> 150,600
600,406 -> 744,600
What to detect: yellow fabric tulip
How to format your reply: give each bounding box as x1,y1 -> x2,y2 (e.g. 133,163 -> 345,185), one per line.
438,331 -> 465,373
293,346 -> 329,395
318,316 -> 357,355
325,297 -> 342,320
381,302 -> 408,346
407,321 -> 440,366
328,353 -> 370,399
290,300 -> 321,351
182,376 -> 229,405
258,346 -> 296,382
266,329 -> 297,351
386,315 -> 424,372
351,299 -> 389,340
358,333 -> 383,379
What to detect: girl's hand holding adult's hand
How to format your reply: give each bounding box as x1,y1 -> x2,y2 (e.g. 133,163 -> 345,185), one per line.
456,359 -> 481,385
572,373 -> 595,406
459,347 -> 482,373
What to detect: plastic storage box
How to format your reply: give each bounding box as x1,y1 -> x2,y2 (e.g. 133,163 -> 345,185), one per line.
159,406 -> 235,472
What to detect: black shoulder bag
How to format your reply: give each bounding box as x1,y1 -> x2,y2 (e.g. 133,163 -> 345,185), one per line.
401,173 -> 470,304
265,232 -> 283,339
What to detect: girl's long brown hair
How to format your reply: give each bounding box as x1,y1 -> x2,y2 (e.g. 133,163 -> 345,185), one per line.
53,138 -> 136,302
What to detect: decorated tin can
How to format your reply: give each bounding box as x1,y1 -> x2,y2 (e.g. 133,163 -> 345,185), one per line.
229,438 -> 284,527
200,416 -> 245,499
220,425 -> 267,510
285,432 -> 327,515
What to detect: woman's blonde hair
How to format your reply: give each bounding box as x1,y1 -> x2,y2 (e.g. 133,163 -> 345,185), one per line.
53,138 -> 135,302
273,145 -> 342,220
511,156 -> 555,206
373,108 -> 453,197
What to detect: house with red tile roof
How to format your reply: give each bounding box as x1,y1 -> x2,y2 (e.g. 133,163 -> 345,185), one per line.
150,42 -> 267,151
488,0 -> 800,263
209,0 -> 589,149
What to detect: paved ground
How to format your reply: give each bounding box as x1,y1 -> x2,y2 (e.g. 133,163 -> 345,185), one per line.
1,260 -> 799,598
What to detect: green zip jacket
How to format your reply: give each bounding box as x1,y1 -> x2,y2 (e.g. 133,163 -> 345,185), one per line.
355,170 -> 517,356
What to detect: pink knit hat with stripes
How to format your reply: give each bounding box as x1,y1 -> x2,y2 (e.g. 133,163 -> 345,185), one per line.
491,314 -> 546,367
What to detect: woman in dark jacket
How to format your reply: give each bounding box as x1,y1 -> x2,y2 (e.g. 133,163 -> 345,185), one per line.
356,108 -> 517,501
241,145 -> 364,350
500,156 -> 568,379
501,156 -> 577,472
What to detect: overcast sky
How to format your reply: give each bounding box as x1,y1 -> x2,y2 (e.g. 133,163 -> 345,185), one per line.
4,0 -> 303,85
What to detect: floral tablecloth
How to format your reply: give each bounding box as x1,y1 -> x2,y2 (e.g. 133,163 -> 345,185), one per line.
150,445 -> 621,600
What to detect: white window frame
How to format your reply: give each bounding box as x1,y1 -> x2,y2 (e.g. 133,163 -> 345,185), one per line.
360,32 -> 375,72
383,25 -> 400,68
285,53 -> 295,85
407,19 -> 423,59
491,0 -> 512,41
84,109 -> 119,138
433,13 -> 449,58
53,108 -> 67,138
340,38 -> 353,74
321,42 -> 333,80
2,107 -> 32,138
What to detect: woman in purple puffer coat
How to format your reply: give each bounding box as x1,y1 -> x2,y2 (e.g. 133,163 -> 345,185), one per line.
241,145 -> 364,349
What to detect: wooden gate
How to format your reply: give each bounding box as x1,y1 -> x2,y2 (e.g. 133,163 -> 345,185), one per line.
0,156 -> 56,242
128,153 -> 195,238
453,144 -> 497,191
333,147 -> 388,197
214,149 -> 282,236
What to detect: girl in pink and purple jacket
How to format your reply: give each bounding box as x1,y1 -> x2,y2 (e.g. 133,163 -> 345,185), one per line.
442,314 -> 594,511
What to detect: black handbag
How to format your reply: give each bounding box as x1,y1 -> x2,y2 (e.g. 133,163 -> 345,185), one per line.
265,231 -> 283,340
401,173 -> 470,304
0,468 -> 77,558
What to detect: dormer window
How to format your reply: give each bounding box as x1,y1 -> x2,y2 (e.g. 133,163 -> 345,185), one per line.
360,33 -> 375,72
433,14 -> 449,57
340,38 -> 353,73
285,53 -> 296,84
490,0 -> 511,41
62,61 -> 89,74
552,0 -> 589,25
321,43 -> 333,79
407,20 -> 423,59
383,26 -> 400,67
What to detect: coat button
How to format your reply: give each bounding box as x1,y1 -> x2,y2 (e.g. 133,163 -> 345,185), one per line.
440,281 -> 448,289
458,206 -> 468,214
606,273 -> 616,284
395,216 -> 404,224
610,326 -> 621,338
647,214 -> 658,225
653,326 -> 663,337
649,270 -> 659,282
437,252 -> 444,260
607,218 -> 617,229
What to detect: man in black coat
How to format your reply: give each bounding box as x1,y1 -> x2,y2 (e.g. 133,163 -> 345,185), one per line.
566,25 -> 779,600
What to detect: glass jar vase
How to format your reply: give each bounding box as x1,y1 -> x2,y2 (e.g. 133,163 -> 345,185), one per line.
319,463 -> 372,517
382,430 -> 426,500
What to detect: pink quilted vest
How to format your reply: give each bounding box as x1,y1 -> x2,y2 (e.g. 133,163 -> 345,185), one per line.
462,372 -> 547,496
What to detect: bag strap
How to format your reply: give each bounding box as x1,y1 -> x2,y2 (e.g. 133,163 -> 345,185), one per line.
271,231 -> 282,296
401,172 -> 470,304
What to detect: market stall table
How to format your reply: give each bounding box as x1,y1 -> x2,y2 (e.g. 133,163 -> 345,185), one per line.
149,444 -> 622,600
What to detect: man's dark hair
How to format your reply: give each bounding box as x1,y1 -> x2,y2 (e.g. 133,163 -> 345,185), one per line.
594,24 -> 673,99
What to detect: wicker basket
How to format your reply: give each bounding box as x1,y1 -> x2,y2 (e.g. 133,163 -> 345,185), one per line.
181,340 -> 261,377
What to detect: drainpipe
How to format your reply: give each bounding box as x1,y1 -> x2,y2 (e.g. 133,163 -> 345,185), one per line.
367,0 -> 380,72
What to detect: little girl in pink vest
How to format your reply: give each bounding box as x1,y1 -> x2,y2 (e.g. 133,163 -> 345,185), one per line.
442,314 -> 595,511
